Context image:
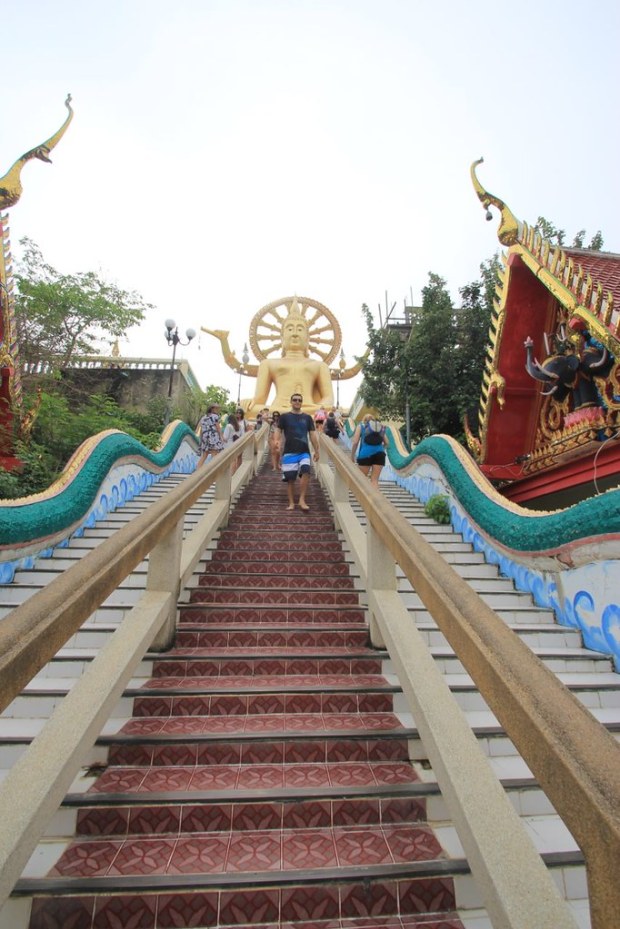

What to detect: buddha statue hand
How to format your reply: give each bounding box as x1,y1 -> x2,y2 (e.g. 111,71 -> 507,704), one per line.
201,327 -> 258,376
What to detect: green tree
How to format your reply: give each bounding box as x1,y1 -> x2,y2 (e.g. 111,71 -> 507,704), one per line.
14,237 -> 152,371
358,303 -> 406,420
534,217 -> 604,251
455,254 -> 498,426
360,274 -> 462,444
406,273 -> 459,441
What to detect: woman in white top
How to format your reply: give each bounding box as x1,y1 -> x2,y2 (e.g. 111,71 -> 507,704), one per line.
223,412 -> 243,473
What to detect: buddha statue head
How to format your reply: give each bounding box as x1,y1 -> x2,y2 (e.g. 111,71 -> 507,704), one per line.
281,298 -> 309,356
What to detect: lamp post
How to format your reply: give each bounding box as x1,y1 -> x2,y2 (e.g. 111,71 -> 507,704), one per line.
237,343 -> 250,405
163,318 -> 196,426
335,348 -> 346,408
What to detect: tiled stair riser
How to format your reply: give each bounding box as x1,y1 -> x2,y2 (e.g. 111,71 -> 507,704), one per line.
29,877 -> 463,929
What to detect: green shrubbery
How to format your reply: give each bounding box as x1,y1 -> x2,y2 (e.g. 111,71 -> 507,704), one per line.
424,493 -> 451,525
0,391 -> 170,499
0,382 -> 234,500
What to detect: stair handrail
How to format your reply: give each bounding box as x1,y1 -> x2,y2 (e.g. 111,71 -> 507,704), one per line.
320,435 -> 620,929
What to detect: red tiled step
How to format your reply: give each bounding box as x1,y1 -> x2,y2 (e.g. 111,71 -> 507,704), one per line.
226,515 -> 336,529
150,656 -> 384,677
199,556 -> 350,587
106,734 -> 410,767
117,711 -> 404,736
210,547 -> 348,562
75,793 -> 428,837
173,628 -> 370,648
214,538 -> 346,554
88,761 -> 419,794
217,528 -> 341,542
180,603 -> 365,622
188,588 -> 360,605
140,673 -> 392,690
48,822 -> 445,879
28,876 -> 464,928
131,690 -> 395,717
192,564 -> 353,588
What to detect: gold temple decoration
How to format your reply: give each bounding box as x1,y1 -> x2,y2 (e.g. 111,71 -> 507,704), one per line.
0,96 -> 73,445
0,95 -> 74,210
470,157 -> 520,246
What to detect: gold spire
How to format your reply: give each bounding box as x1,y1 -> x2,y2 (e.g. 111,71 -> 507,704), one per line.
470,157 -> 520,246
0,95 -> 74,210
288,295 -> 303,321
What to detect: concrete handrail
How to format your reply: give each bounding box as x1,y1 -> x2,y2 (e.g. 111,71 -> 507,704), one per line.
319,435 -> 620,929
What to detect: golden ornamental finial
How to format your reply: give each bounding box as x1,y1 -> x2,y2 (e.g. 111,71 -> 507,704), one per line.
470,157 -> 520,246
288,296 -> 303,320
0,95 -> 74,210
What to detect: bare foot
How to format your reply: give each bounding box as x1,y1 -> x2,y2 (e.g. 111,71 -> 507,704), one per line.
299,503 -> 310,512
286,504 -> 295,511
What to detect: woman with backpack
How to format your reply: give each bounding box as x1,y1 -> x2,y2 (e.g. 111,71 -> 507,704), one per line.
350,414 -> 388,488
324,411 -> 341,440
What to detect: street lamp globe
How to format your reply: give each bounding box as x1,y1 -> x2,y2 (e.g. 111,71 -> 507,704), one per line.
163,319 -> 196,426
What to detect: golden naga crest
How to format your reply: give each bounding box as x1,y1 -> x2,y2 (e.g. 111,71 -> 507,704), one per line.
0,95 -> 73,210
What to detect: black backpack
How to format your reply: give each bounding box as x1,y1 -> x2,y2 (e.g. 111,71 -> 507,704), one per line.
325,417 -> 340,438
364,420 -> 384,446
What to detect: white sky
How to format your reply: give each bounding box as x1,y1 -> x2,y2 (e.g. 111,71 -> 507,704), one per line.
3,0 -> 619,409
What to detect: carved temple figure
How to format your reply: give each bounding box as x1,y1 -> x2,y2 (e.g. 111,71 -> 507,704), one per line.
202,296 -> 364,416
524,318 -> 615,415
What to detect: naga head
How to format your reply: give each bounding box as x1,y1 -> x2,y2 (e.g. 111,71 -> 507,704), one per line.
23,143 -> 52,165
0,95 -> 73,210
470,157 -> 520,246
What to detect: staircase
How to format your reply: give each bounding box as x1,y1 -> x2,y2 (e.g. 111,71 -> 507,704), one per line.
1,463 -> 616,927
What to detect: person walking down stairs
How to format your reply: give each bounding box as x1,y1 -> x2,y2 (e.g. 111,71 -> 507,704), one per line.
278,392 -> 320,511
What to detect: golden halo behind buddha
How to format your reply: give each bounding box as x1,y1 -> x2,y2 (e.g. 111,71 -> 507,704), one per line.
249,296 -> 342,365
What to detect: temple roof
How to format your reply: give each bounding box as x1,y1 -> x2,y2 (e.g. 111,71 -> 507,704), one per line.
563,248 -> 620,303
467,162 -> 620,496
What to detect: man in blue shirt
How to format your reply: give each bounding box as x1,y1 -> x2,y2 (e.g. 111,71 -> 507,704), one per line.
278,393 -> 320,511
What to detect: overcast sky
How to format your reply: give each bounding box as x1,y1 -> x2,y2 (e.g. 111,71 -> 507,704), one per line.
3,0 -> 619,409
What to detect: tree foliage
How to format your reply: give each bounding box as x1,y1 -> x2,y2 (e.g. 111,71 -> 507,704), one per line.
14,238 -> 152,370
360,268 -> 494,444
533,216 -> 604,251
359,206 -> 606,448
0,378 -> 236,498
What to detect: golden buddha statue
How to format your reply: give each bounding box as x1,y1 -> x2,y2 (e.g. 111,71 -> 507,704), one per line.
202,295 -> 364,415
